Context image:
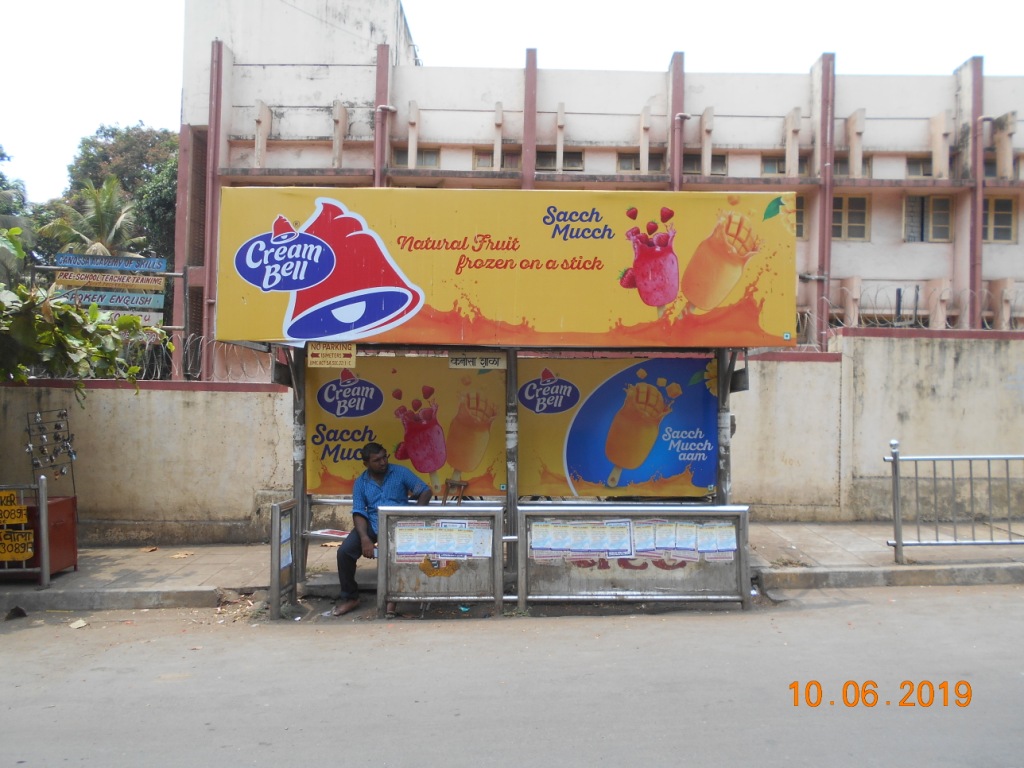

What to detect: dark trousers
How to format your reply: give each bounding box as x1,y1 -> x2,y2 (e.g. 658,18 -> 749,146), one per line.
337,529 -> 376,600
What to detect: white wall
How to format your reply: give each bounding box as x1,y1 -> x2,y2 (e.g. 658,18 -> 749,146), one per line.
3,335 -> 1021,542
182,0 -> 416,126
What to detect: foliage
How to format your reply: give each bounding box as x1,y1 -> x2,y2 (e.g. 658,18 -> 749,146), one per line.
38,177 -> 146,257
67,123 -> 178,200
0,149 -> 29,218
26,200 -> 65,264
0,228 -> 171,398
136,154 -> 178,260
0,146 -> 32,285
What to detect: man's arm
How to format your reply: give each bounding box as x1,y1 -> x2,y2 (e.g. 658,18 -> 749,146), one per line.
398,466 -> 431,506
352,512 -> 376,559
351,475 -> 376,558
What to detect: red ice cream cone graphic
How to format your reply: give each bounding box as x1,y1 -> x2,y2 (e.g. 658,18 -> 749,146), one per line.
285,199 -> 424,341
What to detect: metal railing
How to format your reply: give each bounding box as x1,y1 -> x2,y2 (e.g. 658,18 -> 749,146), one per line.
885,440 -> 1024,564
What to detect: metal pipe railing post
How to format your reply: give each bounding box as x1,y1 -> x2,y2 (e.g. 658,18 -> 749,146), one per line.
38,475 -> 51,588
890,440 -> 904,564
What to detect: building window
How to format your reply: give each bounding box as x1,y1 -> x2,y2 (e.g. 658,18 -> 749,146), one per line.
833,156 -> 870,178
905,196 -> 952,242
617,152 -> 665,172
795,195 -> 805,239
983,197 -> 1017,243
537,151 -> 584,171
682,153 -> 727,175
760,156 -> 808,176
474,150 -> 521,170
393,148 -> 439,168
832,196 -> 869,240
907,157 -> 933,178
762,156 -> 786,176
985,156 -> 1020,180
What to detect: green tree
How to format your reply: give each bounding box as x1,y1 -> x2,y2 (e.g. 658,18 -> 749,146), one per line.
0,146 -> 33,285
136,154 -> 178,260
38,177 -> 146,257
27,200 -> 65,264
68,123 -> 177,200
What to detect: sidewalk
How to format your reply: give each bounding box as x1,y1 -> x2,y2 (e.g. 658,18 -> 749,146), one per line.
3,522 -> 1024,613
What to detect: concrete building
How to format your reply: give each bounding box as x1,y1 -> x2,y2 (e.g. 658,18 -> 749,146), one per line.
177,0 -> 1023,364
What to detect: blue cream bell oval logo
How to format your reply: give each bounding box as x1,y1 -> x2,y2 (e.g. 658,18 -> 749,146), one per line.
316,373 -> 384,418
517,369 -> 581,414
234,215 -> 335,292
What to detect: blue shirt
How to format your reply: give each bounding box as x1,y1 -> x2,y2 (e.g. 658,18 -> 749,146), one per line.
351,464 -> 429,535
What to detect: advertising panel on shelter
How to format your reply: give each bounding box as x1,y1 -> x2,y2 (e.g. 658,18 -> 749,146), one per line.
218,188 -> 796,348
306,356 -> 507,497
517,357 -> 718,498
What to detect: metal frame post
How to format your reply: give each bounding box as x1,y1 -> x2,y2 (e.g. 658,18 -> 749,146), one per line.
890,439 -> 905,564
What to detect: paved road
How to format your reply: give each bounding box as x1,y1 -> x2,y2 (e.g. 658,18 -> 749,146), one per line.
3,585 -> 1023,767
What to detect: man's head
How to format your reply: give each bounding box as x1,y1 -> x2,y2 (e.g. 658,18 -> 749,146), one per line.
361,442 -> 389,475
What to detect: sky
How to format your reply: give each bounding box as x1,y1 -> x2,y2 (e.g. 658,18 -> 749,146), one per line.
3,0 -> 1019,204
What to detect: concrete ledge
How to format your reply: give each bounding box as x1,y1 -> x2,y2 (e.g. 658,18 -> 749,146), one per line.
1,587 -> 219,613
756,563 -> 1024,591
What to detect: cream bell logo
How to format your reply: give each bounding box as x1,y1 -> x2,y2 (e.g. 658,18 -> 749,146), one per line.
234,215 -> 334,292
517,368 -> 581,414
233,198 -> 424,342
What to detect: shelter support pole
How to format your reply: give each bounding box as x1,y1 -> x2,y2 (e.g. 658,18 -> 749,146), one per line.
715,349 -> 738,505
505,350 -> 519,573
287,345 -> 308,583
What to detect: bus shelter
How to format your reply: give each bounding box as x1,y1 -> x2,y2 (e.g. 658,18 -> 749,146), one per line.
216,188 -> 796,612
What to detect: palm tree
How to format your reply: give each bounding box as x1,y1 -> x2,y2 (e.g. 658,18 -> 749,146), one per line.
39,176 -> 146,257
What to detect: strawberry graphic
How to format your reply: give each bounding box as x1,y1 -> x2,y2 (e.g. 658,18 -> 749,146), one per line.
411,398 -> 423,411
653,232 -> 670,248
626,207 -> 638,220
421,385 -> 434,399
619,267 -> 637,289
391,388 -> 403,400
646,221 -> 659,236
660,207 -> 675,223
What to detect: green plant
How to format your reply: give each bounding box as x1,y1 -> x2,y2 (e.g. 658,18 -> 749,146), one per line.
0,228 -> 171,400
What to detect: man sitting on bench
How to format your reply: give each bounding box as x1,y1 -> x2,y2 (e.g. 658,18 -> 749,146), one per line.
333,442 -> 432,617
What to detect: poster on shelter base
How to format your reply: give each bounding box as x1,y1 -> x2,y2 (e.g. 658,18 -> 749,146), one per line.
517,358 -> 719,498
217,188 -> 796,349
306,356 -> 507,496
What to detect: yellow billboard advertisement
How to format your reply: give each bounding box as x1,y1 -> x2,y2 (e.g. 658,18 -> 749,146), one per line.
306,355 -> 507,496
517,357 -> 719,498
218,188 -> 796,348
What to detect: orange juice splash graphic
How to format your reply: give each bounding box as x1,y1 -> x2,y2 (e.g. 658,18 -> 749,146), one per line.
681,212 -> 761,317
604,382 -> 673,487
446,391 -> 498,482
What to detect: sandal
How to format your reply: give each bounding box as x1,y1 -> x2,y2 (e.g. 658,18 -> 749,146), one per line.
385,601 -> 397,619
